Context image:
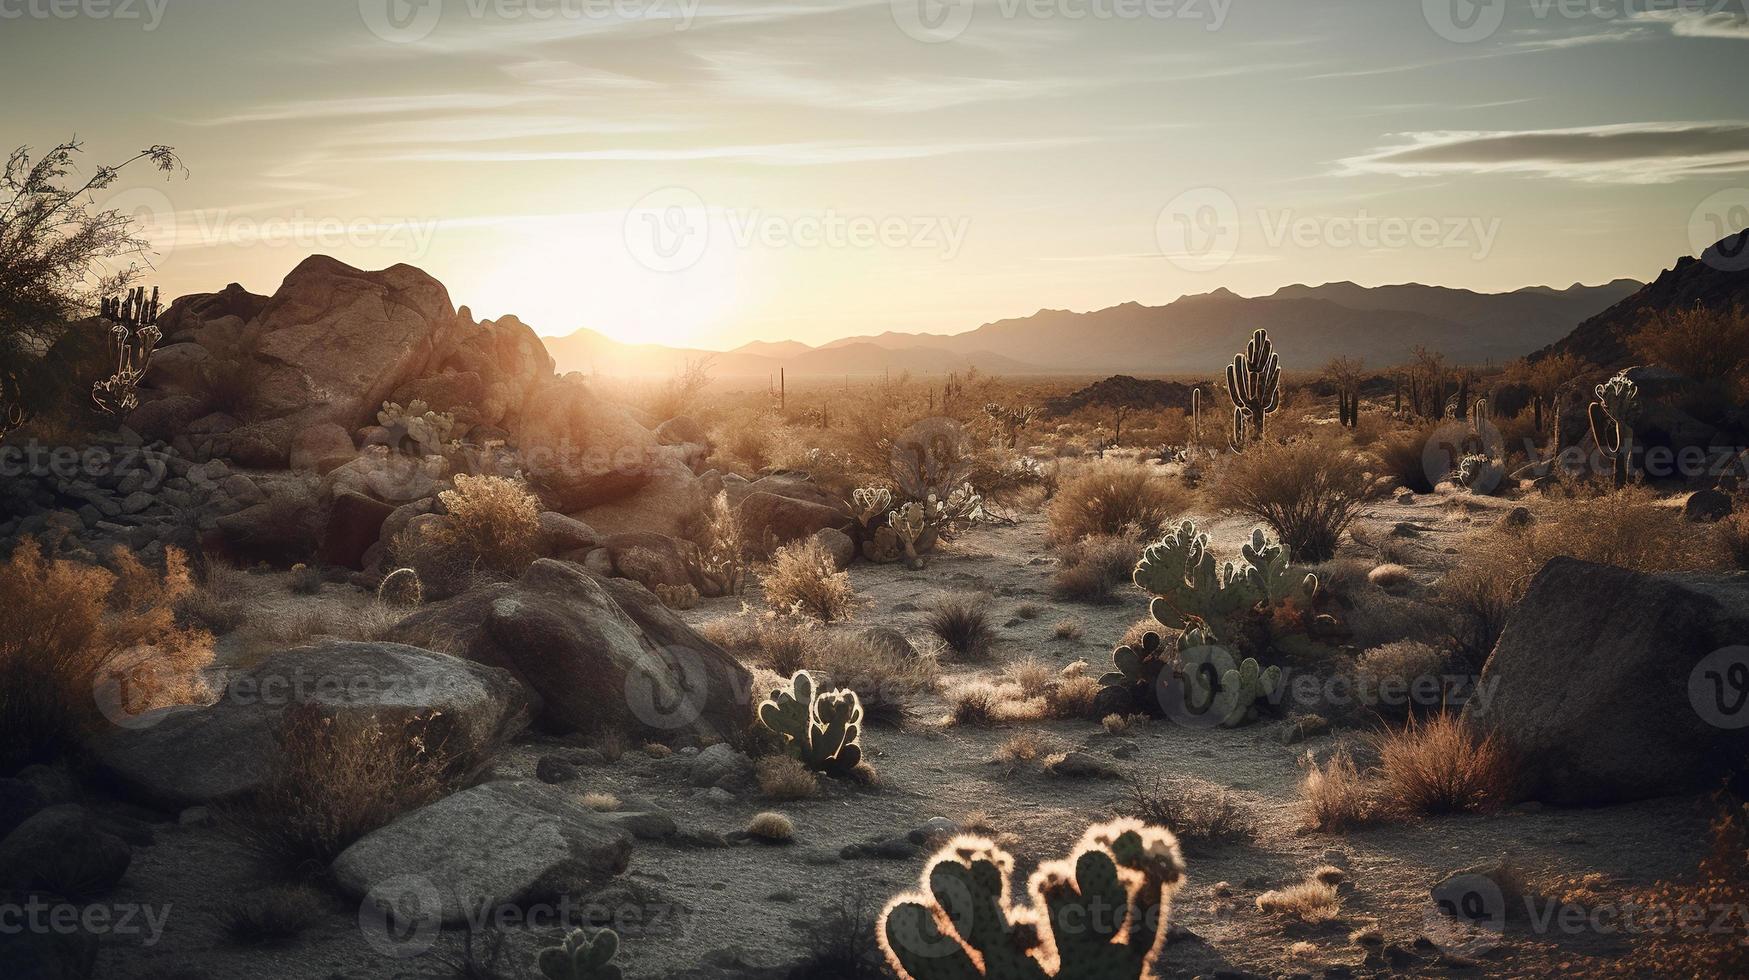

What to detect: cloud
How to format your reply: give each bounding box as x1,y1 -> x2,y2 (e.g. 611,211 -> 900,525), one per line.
189,92 -> 534,126
1632,9 -> 1749,40
1342,122 -> 1749,183
359,135 -> 1095,166
694,50 -> 1106,112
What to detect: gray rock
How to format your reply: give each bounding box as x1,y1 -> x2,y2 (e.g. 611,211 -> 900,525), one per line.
688,743 -> 754,788
1685,488 -> 1733,523
91,642 -> 528,809
332,780 -> 633,926
1047,751 -> 1119,779
810,527 -> 855,570
535,756 -> 581,784
603,809 -> 677,840
0,805 -> 131,900
539,511 -> 601,555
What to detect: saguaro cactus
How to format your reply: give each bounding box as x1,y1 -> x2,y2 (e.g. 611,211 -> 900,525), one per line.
1589,373 -> 1639,488
1190,387 -> 1202,443
879,819 -> 1187,980
1226,328 -> 1280,450
91,285 -> 163,417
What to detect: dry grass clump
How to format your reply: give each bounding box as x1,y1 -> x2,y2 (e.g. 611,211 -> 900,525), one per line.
702,613 -> 818,675
1374,712 -> 1514,817
1718,510 -> 1749,570
231,703 -> 469,869
1209,433 -> 1373,562
1045,459 -> 1192,546
1256,876 -> 1341,923
1299,748 -> 1374,832
924,593 -> 996,658
1052,618 -> 1084,641
222,884 -> 327,945
763,537 -> 859,622
808,633 -> 940,726
1050,534 -> 1138,604
1353,641 -> 1449,718
1374,425 -> 1439,494
1365,563 -> 1412,591
757,755 -> 820,800
1014,602 -> 1043,619
0,539 -> 214,770
581,792 -> 621,812
945,680 -> 1040,726
1122,775 -> 1257,850
1043,673 -> 1103,720
395,474 -> 542,595
994,729 -> 1057,764
746,811 -> 795,844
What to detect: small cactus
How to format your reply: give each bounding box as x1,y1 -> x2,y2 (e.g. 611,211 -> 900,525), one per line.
1178,640 -> 1282,727
1589,373 -> 1639,488
888,501 -> 930,568
1134,522 -> 1317,644
537,926 -> 622,980
376,567 -> 424,608
879,818 -> 1186,980
757,671 -> 864,776
848,487 -> 894,528
92,285 -> 162,417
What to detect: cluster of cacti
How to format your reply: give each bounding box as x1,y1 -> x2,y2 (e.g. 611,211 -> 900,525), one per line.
537,926 -> 622,980
878,818 -> 1187,980
377,399 -> 457,453
1179,645 -> 1282,727
857,483 -> 985,569
983,402 -> 1039,448
1589,373 -> 1639,487
1098,629 -> 1171,701
757,670 -> 864,776
1336,387 -> 1359,428
1226,328 -> 1281,450
1133,522 -> 1318,643
376,567 -> 424,608
91,286 -> 162,417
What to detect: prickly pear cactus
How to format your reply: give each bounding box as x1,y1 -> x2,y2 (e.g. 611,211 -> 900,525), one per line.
1177,636 -> 1281,728
848,487 -> 894,529
889,501 -> 930,568
879,818 -> 1187,980
861,524 -> 903,564
537,926 -> 622,980
376,567 -> 424,608
1134,522 -> 1317,643
757,671 -> 864,776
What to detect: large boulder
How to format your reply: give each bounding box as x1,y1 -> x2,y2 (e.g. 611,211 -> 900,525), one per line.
319,490 -> 396,569
1471,557 -> 1749,805
602,531 -> 699,591
90,642 -> 528,809
514,378 -> 665,512
578,451 -> 709,538
389,559 -> 751,739
737,491 -> 850,551
332,780 -> 632,926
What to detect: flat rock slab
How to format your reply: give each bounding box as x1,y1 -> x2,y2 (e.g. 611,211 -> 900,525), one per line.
332,780 -> 633,926
91,642 -> 528,810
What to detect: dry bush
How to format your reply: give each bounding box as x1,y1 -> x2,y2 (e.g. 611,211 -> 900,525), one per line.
1366,563 -> 1412,591
1050,534 -> 1137,604
1256,877 -> 1340,923
1122,775 -> 1257,850
703,613 -> 818,675
746,811 -> 795,843
763,538 -> 859,622
0,540 -> 214,770
1300,748 -> 1373,832
1614,791 -> 1749,978
1353,641 -> 1449,718
1052,618 -> 1084,641
718,419 -> 777,475
396,474 -> 541,594
808,633 -> 940,725
1117,616 -> 1159,651
1374,713 -> 1513,817
757,755 -> 820,800
1210,433 -> 1373,562
1014,602 -> 1042,620
994,729 -> 1056,764
230,703 -> 468,869
1045,459 -> 1192,546
1044,674 -> 1103,720
581,792 -> 620,812
1631,303 -> 1749,391
222,884 -> 326,945
925,593 -> 996,658
1719,511 -> 1749,570
1374,425 -> 1438,494
945,680 -> 1040,726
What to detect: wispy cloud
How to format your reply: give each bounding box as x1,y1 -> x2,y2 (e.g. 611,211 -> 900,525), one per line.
695,50 -> 1106,112
1632,8 -> 1749,40
1342,121 -> 1749,183
359,135 -> 1096,166
188,92 -> 535,126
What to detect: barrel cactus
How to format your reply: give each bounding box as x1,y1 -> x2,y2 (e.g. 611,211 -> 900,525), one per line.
757,670 -> 864,777
537,926 -> 621,980
879,818 -> 1187,979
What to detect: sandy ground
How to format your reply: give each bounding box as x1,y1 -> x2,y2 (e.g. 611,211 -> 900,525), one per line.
87,494 -> 1713,980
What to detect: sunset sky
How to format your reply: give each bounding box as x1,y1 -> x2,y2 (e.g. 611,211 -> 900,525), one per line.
7,0 -> 1749,349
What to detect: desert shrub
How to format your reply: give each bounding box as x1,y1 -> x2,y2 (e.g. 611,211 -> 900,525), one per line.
1050,534 -> 1137,604
757,754 -> 820,800
788,885 -> 889,980
762,538 -> 858,622
1300,748 -> 1373,832
1719,511 -> 1749,570
1045,459 -> 1191,545
703,613 -> 818,676
719,420 -> 776,475
1353,641 -> 1449,719
944,680 -> 1040,726
1044,674 -> 1102,720
1014,602 -> 1042,619
1374,425 -> 1438,493
1052,618 -> 1084,641
1122,775 -> 1256,851
808,633 -> 940,725
288,563 -> 323,596
746,811 -> 795,843
924,593 -> 996,658
1374,712 -> 1513,817
231,703 -> 469,869
223,885 -> 326,945
1210,433 -> 1372,562
994,729 -> 1056,764
0,540 -> 213,770
1256,877 -> 1340,923
396,474 -> 541,595
654,583 -> 699,609
1631,303 -> 1749,393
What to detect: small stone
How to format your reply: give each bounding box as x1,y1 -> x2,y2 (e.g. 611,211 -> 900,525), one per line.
1047,751 -> 1118,779
907,817 -> 959,845
177,807 -> 212,827
1684,488 -> 1732,523
535,756 -> 581,784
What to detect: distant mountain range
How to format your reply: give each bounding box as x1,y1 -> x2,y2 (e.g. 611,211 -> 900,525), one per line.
542,278 -> 1648,379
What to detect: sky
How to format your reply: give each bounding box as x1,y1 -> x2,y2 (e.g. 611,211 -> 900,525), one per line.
5,0 -> 1749,349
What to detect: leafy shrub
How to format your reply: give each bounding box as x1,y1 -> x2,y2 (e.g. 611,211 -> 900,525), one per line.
1374,712 -> 1513,817
1210,433 -> 1372,562
1045,459 -> 1191,546
0,540 -> 213,770
924,593 -> 996,658
762,538 -> 858,622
